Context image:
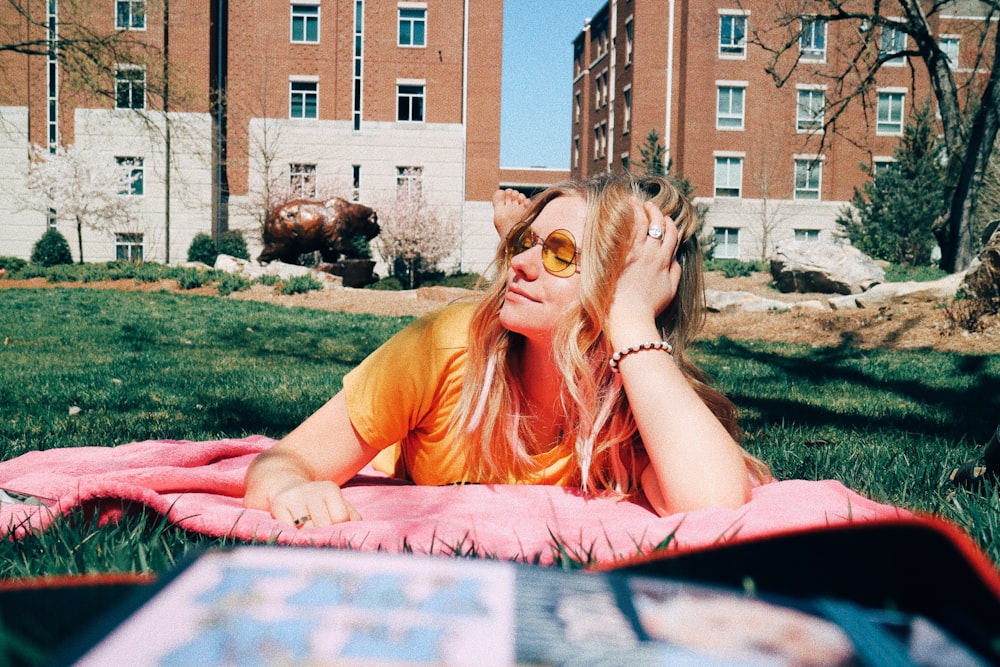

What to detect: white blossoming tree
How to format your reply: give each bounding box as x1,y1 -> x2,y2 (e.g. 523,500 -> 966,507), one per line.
21,145 -> 141,263
373,175 -> 458,288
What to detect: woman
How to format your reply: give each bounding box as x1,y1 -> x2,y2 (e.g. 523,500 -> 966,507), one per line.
244,174 -> 769,527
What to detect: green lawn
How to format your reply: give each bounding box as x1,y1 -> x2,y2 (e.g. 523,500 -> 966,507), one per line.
1,287 -> 997,577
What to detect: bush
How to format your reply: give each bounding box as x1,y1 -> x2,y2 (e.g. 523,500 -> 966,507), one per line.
187,233 -> 218,265
214,272 -> 250,296
30,228 -> 73,267
0,256 -> 27,276
278,274 -> 323,295
704,259 -> 767,277
218,230 -> 250,260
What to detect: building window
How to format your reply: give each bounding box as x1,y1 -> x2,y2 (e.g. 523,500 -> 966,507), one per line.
574,92 -> 581,124
714,156 -> 742,197
290,80 -> 318,118
796,88 -> 825,131
115,65 -> 145,110
880,24 -> 907,65
398,6 -> 427,47
621,153 -> 629,173
601,71 -> 609,107
396,166 -> 423,197
290,163 -> 317,198
573,136 -> 580,168
716,85 -> 745,130
599,122 -> 607,158
719,13 -> 747,58
116,157 -> 144,195
800,18 -> 826,60
873,157 -> 895,176
795,229 -> 821,242
291,4 -> 320,43
624,18 -> 634,65
115,233 -> 144,261
353,0 -> 364,131
623,86 -> 632,134
116,0 -> 146,30
794,159 -> 822,200
397,83 -> 425,122
941,36 -> 959,68
713,227 -> 740,259
352,164 -> 361,201
877,91 -> 905,135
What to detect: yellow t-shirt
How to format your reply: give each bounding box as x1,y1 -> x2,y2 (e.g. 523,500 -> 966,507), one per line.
343,301 -> 578,486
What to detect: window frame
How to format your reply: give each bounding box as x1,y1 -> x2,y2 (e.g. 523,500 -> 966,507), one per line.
396,82 -> 425,122
713,227 -> 740,259
289,163 -> 317,199
718,12 -> 747,59
290,4 -> 320,44
876,90 -> 905,135
793,158 -> 823,200
716,84 -> 746,130
396,166 -> 423,197
799,17 -> 826,61
940,35 -> 960,69
880,24 -> 907,66
714,155 -> 743,198
116,156 -> 144,196
115,232 -> 144,262
398,5 -> 427,48
794,229 -> 821,242
289,79 -> 319,119
115,0 -> 146,31
796,87 -> 826,132
114,65 -> 146,110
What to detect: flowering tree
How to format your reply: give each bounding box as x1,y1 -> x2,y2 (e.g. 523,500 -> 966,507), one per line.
20,145 -> 140,263
373,179 -> 458,288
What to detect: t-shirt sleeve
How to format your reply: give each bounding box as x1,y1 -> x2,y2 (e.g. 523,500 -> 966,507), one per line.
342,302 -> 472,451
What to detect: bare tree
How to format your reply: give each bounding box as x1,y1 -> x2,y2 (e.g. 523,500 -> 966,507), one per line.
739,0 -> 1000,272
19,144 -> 140,262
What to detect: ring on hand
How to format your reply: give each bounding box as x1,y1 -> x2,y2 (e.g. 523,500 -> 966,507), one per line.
293,514 -> 312,528
648,226 -> 664,239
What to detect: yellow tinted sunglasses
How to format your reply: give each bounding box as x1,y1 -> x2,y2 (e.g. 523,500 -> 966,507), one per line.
505,223 -> 580,277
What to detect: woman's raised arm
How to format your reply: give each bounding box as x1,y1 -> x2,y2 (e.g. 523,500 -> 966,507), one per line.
607,199 -> 751,515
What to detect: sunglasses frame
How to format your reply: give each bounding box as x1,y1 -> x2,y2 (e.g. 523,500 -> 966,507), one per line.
505,223 -> 580,278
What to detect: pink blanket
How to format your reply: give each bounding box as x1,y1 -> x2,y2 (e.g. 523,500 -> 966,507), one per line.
0,436 -> 912,564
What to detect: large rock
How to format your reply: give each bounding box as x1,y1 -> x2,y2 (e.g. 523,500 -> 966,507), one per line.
214,254 -> 340,287
827,272 -> 964,310
770,241 -> 885,295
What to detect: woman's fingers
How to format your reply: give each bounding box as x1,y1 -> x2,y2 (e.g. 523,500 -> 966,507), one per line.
272,481 -> 362,527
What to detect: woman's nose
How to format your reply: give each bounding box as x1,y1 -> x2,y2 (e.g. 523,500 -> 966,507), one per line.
509,244 -> 542,279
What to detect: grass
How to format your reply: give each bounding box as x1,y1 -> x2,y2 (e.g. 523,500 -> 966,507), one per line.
0,287 -> 997,571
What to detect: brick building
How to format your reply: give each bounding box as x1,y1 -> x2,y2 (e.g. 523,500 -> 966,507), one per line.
0,0 -> 509,272
571,0 -> 991,261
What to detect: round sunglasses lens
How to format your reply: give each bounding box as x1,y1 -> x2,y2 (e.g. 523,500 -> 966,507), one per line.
543,231 -> 577,276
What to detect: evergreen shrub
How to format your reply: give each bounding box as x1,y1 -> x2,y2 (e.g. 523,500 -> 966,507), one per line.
30,228 -> 73,266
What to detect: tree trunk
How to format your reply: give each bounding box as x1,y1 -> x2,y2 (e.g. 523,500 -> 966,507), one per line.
76,217 -> 84,264
935,11 -> 1000,273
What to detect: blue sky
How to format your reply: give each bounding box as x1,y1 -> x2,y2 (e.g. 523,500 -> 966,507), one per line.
500,0 -> 606,169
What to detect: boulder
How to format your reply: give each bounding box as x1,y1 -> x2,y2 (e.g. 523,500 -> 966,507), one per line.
705,290 -> 792,313
214,254 -> 340,287
770,241 -> 885,295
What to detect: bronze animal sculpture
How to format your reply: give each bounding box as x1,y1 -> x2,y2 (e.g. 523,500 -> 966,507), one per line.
258,197 -> 379,264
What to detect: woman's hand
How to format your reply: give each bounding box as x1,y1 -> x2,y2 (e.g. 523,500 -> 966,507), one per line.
243,391 -> 379,527
267,480 -> 362,527
607,198 -> 683,346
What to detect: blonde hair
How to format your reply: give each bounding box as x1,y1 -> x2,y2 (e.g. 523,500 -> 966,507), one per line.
455,174 -> 768,493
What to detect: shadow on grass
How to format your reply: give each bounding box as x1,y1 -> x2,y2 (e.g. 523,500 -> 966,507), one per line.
696,337 -> 1000,442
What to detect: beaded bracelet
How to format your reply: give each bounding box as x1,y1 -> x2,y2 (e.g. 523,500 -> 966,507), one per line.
609,341 -> 673,373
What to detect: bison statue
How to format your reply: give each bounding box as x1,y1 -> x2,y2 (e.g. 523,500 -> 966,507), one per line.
258,197 -> 379,264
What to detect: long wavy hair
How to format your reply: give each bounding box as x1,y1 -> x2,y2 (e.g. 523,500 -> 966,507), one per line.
454,174 -> 769,494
